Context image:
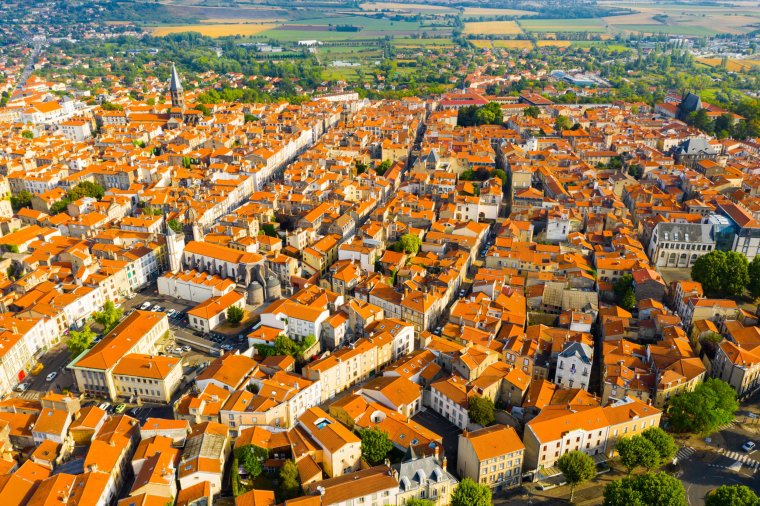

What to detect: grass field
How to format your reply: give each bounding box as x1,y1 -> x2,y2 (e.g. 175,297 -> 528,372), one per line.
464,21 -> 523,35
518,18 -> 607,33
391,38 -> 455,46
462,7 -> 535,17
150,23 -> 277,37
259,15 -> 444,42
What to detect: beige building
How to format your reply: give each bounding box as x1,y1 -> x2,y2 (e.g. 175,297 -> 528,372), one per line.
69,311 -> 170,400
712,340 -> 760,398
395,454 -> 456,505
458,425 -> 524,492
112,354 -> 183,403
297,407 -> 361,478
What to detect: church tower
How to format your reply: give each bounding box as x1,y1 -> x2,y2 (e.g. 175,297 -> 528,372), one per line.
165,219 -> 185,273
169,63 -> 185,111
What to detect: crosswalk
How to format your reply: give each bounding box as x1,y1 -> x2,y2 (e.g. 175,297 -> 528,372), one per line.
722,451 -> 760,470
675,446 -> 696,461
714,422 -> 736,433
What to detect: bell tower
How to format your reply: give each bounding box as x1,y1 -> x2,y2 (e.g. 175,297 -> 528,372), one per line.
169,63 -> 185,111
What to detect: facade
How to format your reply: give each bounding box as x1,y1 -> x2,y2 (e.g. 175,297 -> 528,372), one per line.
187,291 -> 246,333
647,223 -> 715,268
555,342 -> 593,391
457,425 -> 525,492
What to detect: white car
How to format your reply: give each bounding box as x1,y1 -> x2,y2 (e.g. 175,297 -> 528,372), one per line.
139,302 -> 151,310
742,441 -> 756,453
14,382 -> 30,392
46,372 -> 58,382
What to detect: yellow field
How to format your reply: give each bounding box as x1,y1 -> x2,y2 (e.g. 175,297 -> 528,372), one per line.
537,40 -> 572,47
698,57 -> 760,72
464,21 -> 523,35
492,40 -> 534,49
202,18 -> 286,23
463,7 -> 535,17
150,23 -> 278,37
470,40 -> 494,49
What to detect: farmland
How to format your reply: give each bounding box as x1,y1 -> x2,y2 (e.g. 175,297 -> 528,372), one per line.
149,23 -> 277,37
615,24 -> 718,36
360,2 -> 456,14
697,57 -> 760,72
518,18 -> 607,33
464,21 -> 523,36
462,7 -> 536,18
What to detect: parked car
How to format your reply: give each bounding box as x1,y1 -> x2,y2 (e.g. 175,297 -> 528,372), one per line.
99,402 -> 111,411
181,345 -> 191,353
166,309 -> 177,318
14,382 -> 30,392
45,372 -> 58,382
114,403 -> 127,414
140,302 -> 151,310
742,441 -> 756,453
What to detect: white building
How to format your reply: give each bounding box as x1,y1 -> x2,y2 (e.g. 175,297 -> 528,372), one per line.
555,342 -> 593,391
647,222 -> 715,269
187,291 -> 245,334
158,270 -> 236,303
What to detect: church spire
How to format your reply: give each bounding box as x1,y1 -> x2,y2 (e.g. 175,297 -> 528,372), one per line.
169,62 -> 185,111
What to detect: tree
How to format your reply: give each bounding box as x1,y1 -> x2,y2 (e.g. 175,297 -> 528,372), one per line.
468,396 -> 495,426
555,114 -> 572,131
668,378 -> 738,435
691,250 -> 749,298
616,435 -> 660,475
404,499 -> 434,506
21,130 -> 33,139
450,478 -> 492,506
375,159 -> 392,176
705,485 -> 759,506
227,305 -> 244,325
558,451 -> 596,502
603,472 -> 687,506
749,256 -> 760,298
620,289 -> 636,312
524,105 -> 540,118
234,445 -> 267,479
279,459 -> 300,500
67,325 -> 96,358
93,300 -> 123,334
167,219 -> 183,233
457,102 -> 503,127
397,234 -> 421,255
10,191 -> 32,211
358,427 -> 393,465
261,223 -> 278,237
641,427 -> 677,465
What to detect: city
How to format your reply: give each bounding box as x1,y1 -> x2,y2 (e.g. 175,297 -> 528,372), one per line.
0,1 -> 759,505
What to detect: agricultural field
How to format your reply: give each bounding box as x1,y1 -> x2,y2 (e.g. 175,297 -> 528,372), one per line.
464,21 -> 523,36
259,15 -> 447,42
492,40 -> 534,49
615,24 -> 718,36
536,40 -> 572,47
470,40 -> 494,49
518,18 -> 607,33
697,57 -> 760,72
601,1 -> 760,34
149,23 -> 277,37
359,2 -> 456,14
391,38 -> 455,47
462,7 -> 536,18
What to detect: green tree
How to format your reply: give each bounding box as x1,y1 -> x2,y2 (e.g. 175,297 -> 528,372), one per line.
279,459 -> 300,500
558,451 -> 596,502
668,378 -> 738,435
641,427 -> 677,465
404,499 -> 434,506
468,396 -> 495,426
93,300 -> 123,334
748,256 -> 760,298
524,105 -> 541,118
10,191 -> 32,211
555,114 -> 572,131
603,472 -> 687,506
21,130 -> 33,139
450,477 -> 492,506
358,427 -> 393,465
227,305 -> 244,324
167,219 -> 183,233
705,485 -> 759,506
620,289 -> 636,312
67,325 -> 96,358
616,435 -> 660,475
398,234 -> 421,255
355,160 -> 368,175
375,159 -> 392,176
613,274 -> 633,301
234,444 -> 267,479
261,223 -> 278,237
691,250 -> 749,298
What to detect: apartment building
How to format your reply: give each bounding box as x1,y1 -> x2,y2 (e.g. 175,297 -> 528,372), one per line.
457,425 -> 525,492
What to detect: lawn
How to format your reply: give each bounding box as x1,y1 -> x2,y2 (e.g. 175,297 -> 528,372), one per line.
519,18 -> 607,33
150,23 -> 278,37
464,20 -> 523,35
